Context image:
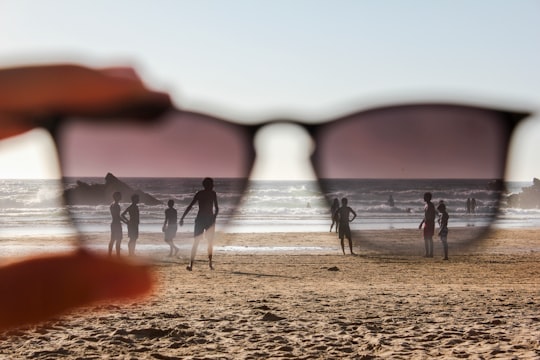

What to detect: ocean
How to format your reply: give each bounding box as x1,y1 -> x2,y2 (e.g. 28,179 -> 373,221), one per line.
1,177 -> 539,239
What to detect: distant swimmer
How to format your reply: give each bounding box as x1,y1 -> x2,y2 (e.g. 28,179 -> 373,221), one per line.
387,194 -> 395,207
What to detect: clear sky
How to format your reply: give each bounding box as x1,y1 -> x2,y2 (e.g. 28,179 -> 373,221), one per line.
1,0 -> 539,180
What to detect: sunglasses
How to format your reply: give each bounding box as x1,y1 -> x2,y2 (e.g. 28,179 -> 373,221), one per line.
32,102 -> 526,256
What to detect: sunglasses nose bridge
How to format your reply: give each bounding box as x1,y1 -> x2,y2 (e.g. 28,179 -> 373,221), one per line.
250,122 -> 317,180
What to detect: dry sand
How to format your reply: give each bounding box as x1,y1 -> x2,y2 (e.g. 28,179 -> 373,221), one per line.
0,229 -> 539,359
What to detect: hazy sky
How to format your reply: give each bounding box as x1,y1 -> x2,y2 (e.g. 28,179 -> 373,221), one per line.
1,1 -> 539,180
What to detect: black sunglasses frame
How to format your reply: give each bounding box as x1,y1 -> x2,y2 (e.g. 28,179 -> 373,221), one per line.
45,101 -> 530,248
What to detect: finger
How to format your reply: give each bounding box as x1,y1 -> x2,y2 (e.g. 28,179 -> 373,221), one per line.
0,64 -> 172,120
0,115 -> 35,140
0,249 -> 154,331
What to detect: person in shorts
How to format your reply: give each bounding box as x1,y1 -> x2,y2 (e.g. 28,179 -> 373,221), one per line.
180,178 -> 219,271
334,197 -> 357,255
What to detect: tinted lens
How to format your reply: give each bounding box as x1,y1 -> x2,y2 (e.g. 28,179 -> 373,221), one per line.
55,111 -> 254,257
0,129 -> 75,262
313,105 -> 515,254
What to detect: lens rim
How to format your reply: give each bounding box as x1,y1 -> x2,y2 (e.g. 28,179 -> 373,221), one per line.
45,103 -> 530,250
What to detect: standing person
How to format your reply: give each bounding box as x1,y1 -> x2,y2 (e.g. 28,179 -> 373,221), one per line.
466,198 -> 471,214
418,192 -> 436,258
121,194 -> 140,256
334,197 -> 357,255
180,177 -> 219,271
387,194 -> 395,208
329,198 -> 340,233
471,198 -> 477,214
108,191 -> 124,256
437,202 -> 449,260
162,199 -> 179,257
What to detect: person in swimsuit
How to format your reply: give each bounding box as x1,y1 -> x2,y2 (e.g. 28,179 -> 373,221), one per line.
418,192 -> 436,258
329,198 -> 340,233
108,191 -> 124,256
121,194 -> 140,257
162,199 -> 179,257
437,201 -> 449,260
180,178 -> 219,271
334,197 -> 357,255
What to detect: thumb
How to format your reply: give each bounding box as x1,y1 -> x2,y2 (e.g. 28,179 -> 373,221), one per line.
0,249 -> 154,331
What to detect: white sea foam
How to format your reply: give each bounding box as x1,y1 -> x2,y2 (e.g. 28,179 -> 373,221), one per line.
0,178 -> 538,238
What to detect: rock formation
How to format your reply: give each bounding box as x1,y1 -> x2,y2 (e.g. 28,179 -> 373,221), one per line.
64,173 -> 162,205
506,178 -> 540,209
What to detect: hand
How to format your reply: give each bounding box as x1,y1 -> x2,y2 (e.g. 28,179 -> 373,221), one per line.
0,63 -> 171,331
0,250 -> 153,331
179,219 -> 184,226
0,64 -> 171,139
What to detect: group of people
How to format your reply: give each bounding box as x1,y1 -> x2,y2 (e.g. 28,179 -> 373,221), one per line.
109,177 -> 219,271
419,192 -> 449,260
330,192 -> 450,260
466,197 -> 477,214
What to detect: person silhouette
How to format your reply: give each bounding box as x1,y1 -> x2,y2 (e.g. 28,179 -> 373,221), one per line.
121,194 -> 140,256
334,197 -> 357,255
387,194 -> 395,207
108,191 -> 124,256
180,178 -> 219,271
418,192 -> 436,258
437,201 -> 449,260
162,199 -> 179,257
329,198 -> 340,233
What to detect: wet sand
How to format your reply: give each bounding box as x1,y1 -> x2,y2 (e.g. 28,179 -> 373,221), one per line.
0,229 -> 539,359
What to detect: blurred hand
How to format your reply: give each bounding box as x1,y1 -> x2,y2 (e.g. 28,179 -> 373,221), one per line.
0,250 -> 154,331
0,64 -> 171,139
0,64 -> 172,331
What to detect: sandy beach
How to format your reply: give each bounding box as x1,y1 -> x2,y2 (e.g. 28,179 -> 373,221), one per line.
0,229 -> 539,359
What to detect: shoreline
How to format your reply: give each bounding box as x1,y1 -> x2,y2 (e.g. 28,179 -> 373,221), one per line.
1,228 -> 539,260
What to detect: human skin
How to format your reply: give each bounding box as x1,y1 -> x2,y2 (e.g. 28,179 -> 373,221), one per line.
0,64 -> 171,331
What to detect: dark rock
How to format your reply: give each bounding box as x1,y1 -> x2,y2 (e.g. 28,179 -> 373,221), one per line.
64,172 -> 161,205
505,178 -> 540,209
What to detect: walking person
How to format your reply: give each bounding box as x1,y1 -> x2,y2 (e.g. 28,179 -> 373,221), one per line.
329,198 -> 340,233
437,202 -> 449,260
334,197 -> 357,255
108,191 -> 124,256
180,178 -> 219,271
418,192 -> 436,258
121,194 -> 140,256
162,199 -> 179,257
